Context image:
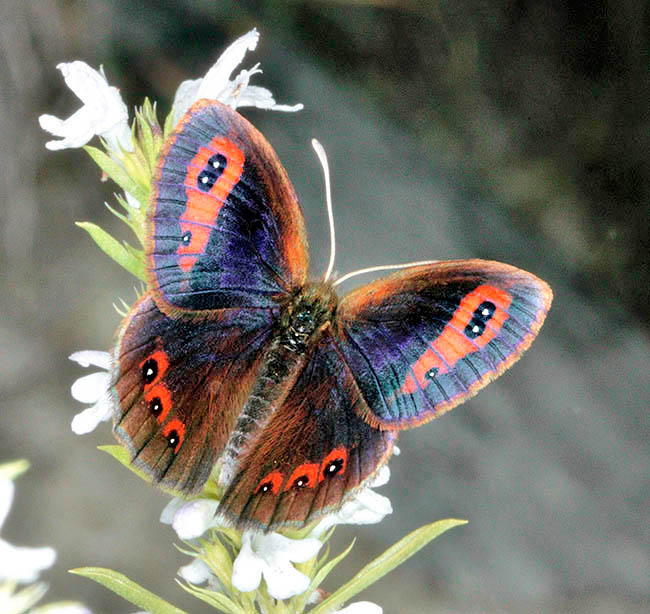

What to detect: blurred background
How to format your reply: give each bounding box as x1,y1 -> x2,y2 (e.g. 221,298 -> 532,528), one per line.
1,1 -> 648,613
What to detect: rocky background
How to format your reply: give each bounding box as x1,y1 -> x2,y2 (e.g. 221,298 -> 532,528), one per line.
0,2 -> 648,613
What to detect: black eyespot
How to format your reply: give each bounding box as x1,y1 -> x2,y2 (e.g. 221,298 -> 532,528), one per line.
292,475 -> 310,489
141,358 -> 158,384
181,230 -> 192,245
166,430 -> 180,448
149,397 -> 162,417
426,367 -> 439,380
464,301 -> 497,339
325,458 -> 345,477
197,153 -> 227,192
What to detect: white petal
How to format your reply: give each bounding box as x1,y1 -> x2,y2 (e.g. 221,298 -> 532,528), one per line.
231,532 -> 264,593
70,396 -> 112,435
251,531 -> 322,564
171,78 -> 202,124
124,191 -> 141,209
341,489 -> 393,523
235,85 -> 303,112
0,539 -> 56,582
195,29 -> 259,101
69,350 -> 111,370
56,61 -> 111,106
392,445 -> 400,456
335,602 -> 383,614
70,372 -> 109,404
262,559 -> 311,600
370,465 -> 390,488
40,107 -> 98,150
172,499 -> 219,540
0,479 -> 14,531
178,558 -> 213,584
40,62 -> 131,152
42,605 -> 93,614
159,497 -> 185,525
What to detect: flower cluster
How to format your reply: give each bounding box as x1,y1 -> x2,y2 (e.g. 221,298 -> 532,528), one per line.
42,28 -> 464,614
0,460 -> 90,614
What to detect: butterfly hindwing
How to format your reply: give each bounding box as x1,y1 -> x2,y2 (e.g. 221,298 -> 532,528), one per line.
335,260 -> 553,428
112,293 -> 277,494
218,330 -> 397,530
149,99 -> 309,314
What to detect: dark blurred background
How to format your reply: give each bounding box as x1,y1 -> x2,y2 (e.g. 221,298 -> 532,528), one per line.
1,1 -> 648,613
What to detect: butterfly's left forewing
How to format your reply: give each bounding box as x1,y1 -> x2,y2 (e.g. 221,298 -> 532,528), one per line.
335,259 -> 553,429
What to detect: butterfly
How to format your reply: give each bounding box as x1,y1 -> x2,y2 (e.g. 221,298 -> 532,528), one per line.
111,99 -> 553,531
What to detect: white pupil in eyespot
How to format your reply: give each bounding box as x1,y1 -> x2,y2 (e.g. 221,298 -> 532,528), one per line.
212,160 -> 220,168
472,325 -> 480,333
201,176 -> 209,183
482,308 -> 490,316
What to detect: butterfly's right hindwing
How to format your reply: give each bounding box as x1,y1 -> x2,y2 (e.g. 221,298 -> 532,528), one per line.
112,293 -> 276,494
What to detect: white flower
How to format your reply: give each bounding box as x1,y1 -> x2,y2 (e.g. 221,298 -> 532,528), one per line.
334,603 -> 383,614
69,351 -> 112,435
0,477 -> 56,584
310,466 -> 393,538
160,497 -> 220,541
38,62 -> 132,152
172,28 -> 303,124
178,558 -> 213,585
231,530 -> 322,600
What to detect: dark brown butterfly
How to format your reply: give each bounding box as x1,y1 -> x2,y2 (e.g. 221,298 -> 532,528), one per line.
111,99 -> 552,530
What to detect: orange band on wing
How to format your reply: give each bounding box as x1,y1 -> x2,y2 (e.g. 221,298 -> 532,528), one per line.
255,470 -> 284,495
176,137 -> 245,272
163,418 -> 185,454
284,463 -> 320,491
139,350 -> 169,389
144,382 -> 172,424
402,284 -> 512,394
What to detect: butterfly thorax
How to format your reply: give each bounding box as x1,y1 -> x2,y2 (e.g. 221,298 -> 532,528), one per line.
279,281 -> 338,352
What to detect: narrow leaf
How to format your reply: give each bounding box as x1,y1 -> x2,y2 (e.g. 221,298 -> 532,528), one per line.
76,222 -> 146,281
179,581 -> 244,614
84,146 -> 147,202
70,567 -> 190,614
0,459 -> 30,480
309,519 -> 467,614
294,540 -> 355,614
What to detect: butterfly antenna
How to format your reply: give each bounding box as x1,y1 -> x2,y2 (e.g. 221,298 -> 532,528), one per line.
312,139 -> 336,282
333,259 -> 440,287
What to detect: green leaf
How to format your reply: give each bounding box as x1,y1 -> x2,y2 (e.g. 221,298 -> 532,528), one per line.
0,459 -> 30,481
76,222 -> 146,281
97,445 -> 151,482
294,539 -> 355,614
71,567 -> 190,614
179,581 -> 245,614
309,519 -> 467,614
84,146 -> 147,202
164,108 -> 176,138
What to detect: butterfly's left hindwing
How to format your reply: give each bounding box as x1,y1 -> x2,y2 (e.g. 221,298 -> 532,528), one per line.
112,294 -> 276,494
218,332 -> 396,530
336,260 -> 552,429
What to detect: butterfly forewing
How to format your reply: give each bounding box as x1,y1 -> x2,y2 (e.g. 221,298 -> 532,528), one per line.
112,294 -> 277,494
335,260 -> 553,428
149,99 -> 308,314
